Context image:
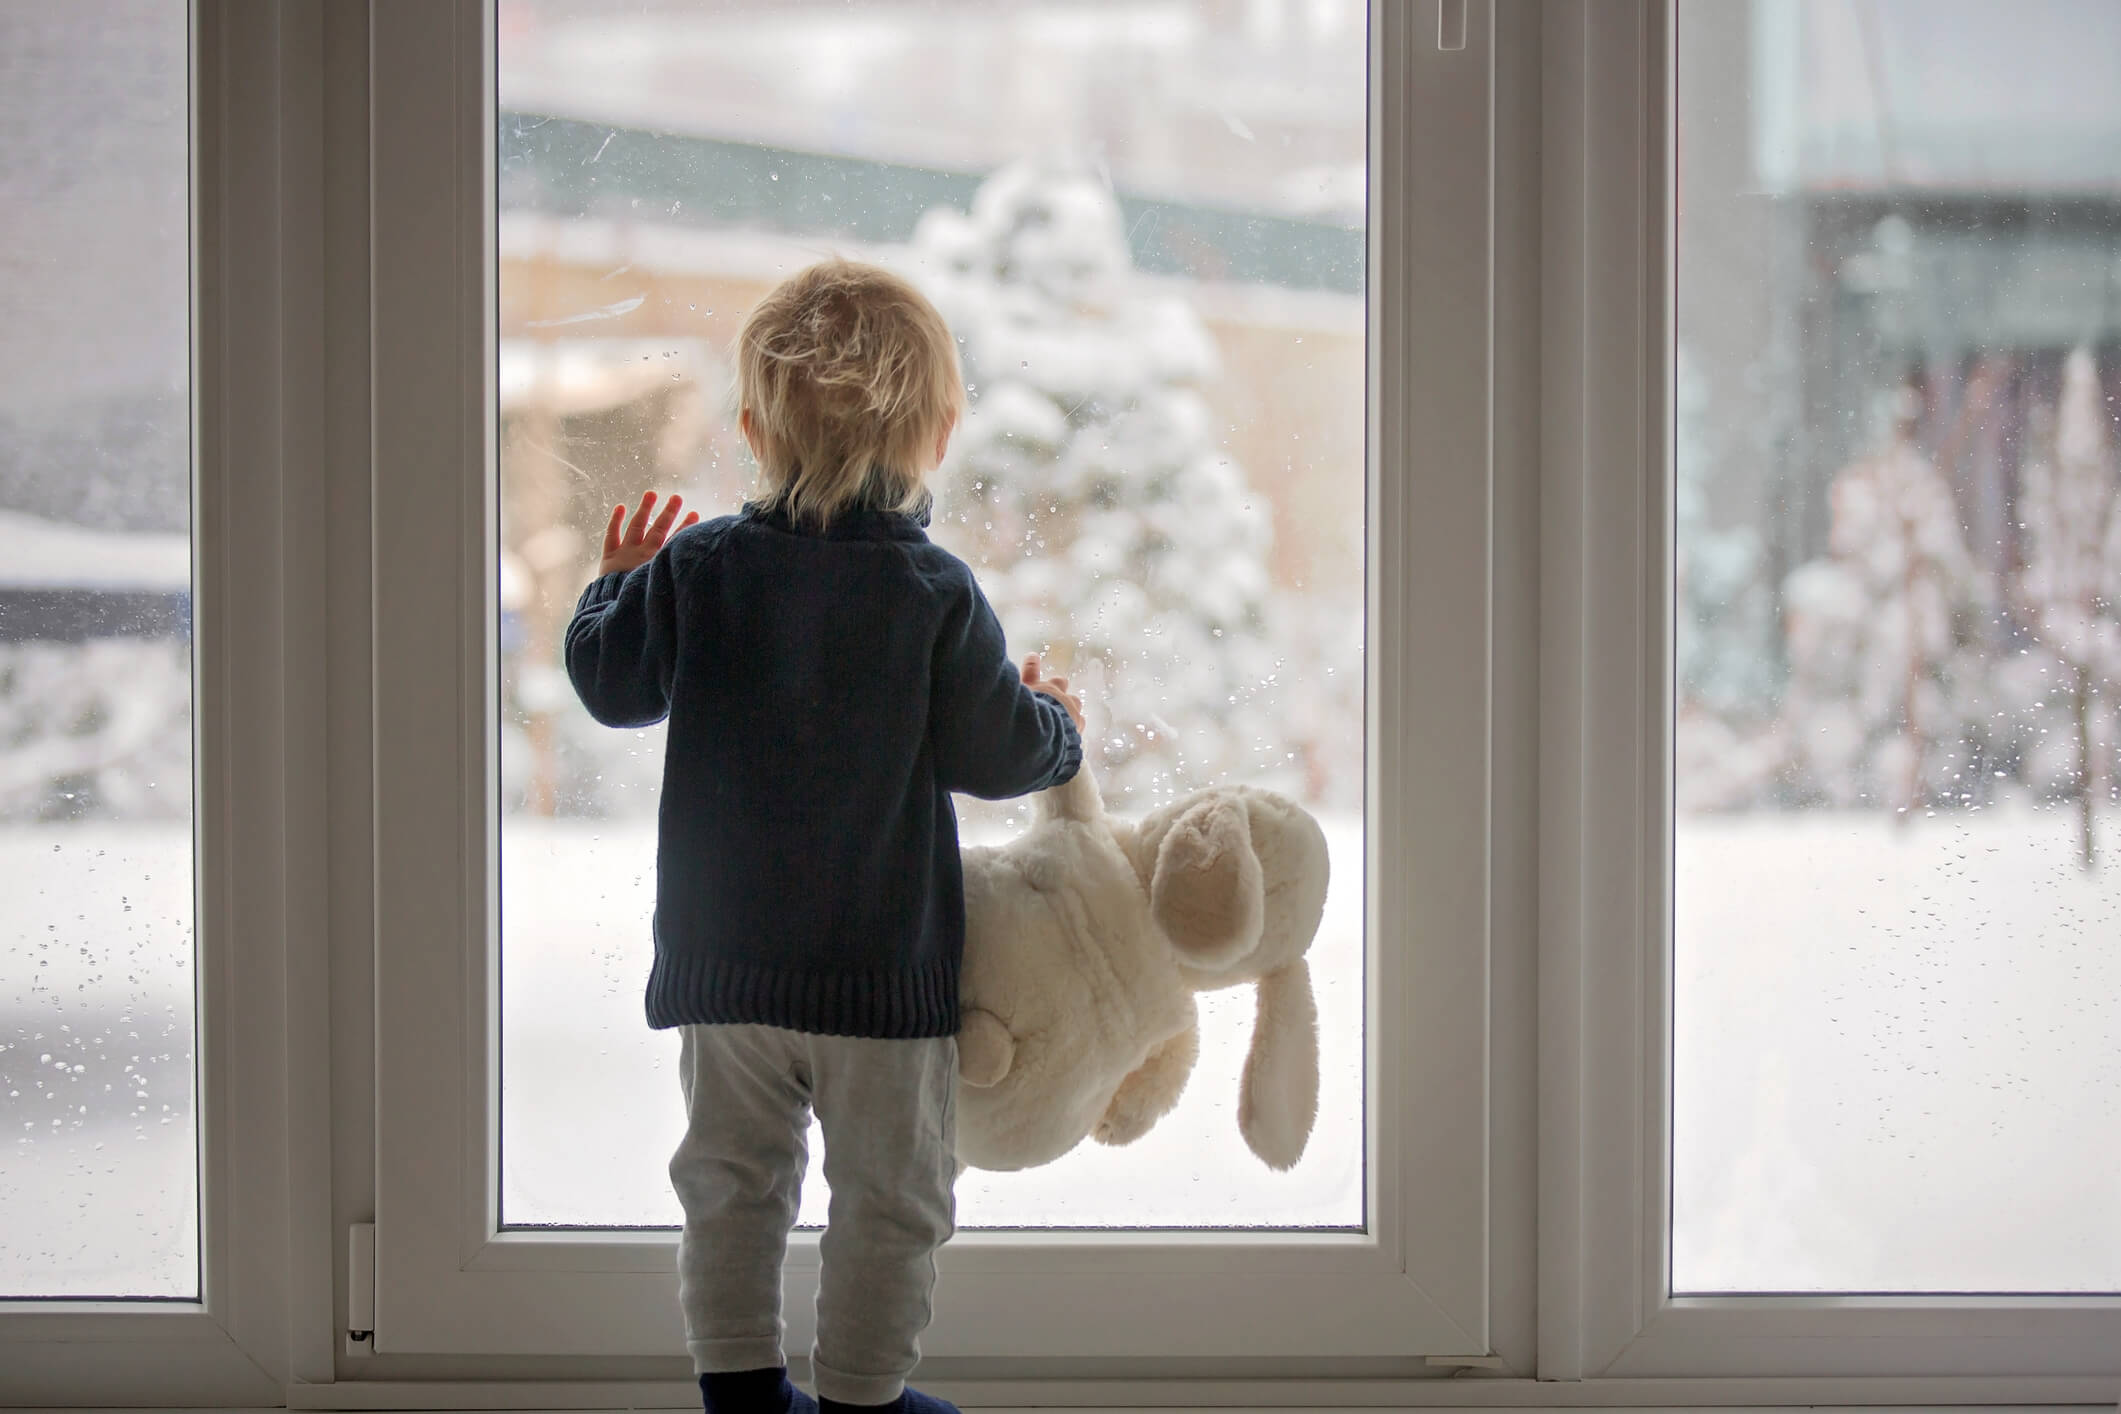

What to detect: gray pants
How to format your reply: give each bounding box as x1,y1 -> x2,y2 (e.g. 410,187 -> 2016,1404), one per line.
671,1023 -> 958,1405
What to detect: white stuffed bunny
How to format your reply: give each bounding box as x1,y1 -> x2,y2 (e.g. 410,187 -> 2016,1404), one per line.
953,760 -> 1330,1173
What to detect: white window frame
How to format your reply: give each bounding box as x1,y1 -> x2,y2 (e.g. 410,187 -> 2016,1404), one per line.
363,0 -> 1502,1373
9,2 -> 2121,1407
1531,0 -> 2121,1396
0,1 -> 340,1404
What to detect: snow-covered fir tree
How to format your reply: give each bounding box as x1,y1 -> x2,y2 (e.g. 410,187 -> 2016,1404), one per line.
911,163 -> 1295,807
1777,386 -> 1994,814
2012,346 -> 2121,865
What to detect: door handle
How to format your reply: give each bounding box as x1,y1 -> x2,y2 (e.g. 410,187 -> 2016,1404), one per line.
1438,0 -> 1467,51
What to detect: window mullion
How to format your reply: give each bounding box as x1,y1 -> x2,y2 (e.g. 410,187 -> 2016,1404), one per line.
198,0 -> 338,1388
1533,0 -> 1667,1382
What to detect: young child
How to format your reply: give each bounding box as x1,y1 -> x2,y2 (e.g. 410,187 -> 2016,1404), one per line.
565,259 -> 1084,1414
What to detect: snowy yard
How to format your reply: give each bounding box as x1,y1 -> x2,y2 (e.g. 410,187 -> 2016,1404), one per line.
0,826 -> 197,1297
7,807 -> 2120,1294
497,816 -> 1366,1231
1674,804 -> 2121,1292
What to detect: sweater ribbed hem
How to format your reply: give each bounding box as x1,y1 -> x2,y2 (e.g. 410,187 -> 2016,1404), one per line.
645,951 -> 959,1038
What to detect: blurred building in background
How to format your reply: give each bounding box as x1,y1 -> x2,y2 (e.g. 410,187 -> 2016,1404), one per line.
1679,0 -> 2121,664
0,1 -> 191,823
494,0 -> 1367,593
1676,0 -> 2121,827
494,0 -> 1369,817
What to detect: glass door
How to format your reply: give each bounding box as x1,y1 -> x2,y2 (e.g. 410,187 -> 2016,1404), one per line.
1671,0 -> 2121,1295
0,0 -> 197,1302
370,0 -> 1491,1361
493,0 -> 1368,1232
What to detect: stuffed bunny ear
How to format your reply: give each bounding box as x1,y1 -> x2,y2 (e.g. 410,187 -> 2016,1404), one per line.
1150,797 -> 1265,971
1239,961 -> 1319,1171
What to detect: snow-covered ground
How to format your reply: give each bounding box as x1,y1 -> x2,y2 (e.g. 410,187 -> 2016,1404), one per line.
1674,804 -> 2121,1293
0,826 -> 197,1297
8,807 -> 2121,1294
498,816 -> 1366,1230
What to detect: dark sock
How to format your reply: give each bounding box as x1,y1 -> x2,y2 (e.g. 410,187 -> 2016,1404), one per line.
819,1387 -> 958,1414
700,1369 -> 817,1414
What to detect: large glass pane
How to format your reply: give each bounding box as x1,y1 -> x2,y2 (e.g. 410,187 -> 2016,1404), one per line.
1674,0 -> 2121,1293
496,0 -> 1364,1228
0,1 -> 197,1298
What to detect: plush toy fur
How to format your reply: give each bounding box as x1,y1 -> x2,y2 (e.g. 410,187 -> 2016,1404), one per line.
954,761 -> 1330,1173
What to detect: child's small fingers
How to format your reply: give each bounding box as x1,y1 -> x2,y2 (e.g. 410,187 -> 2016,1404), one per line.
651,494 -> 685,536
624,491 -> 658,543
1050,675 -> 1069,693
602,503 -> 626,557
1022,652 -> 1041,684
681,511 -> 701,529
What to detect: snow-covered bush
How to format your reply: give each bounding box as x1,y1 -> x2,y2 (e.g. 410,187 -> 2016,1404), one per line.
1775,392 -> 1996,812
1673,349 -> 1782,811
1675,351 -> 1778,724
912,163 -> 1319,808
0,637 -> 191,822
2010,347 -> 2121,862
1674,704 -> 1786,816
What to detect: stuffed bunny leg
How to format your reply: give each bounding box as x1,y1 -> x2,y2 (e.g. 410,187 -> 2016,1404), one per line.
1036,754 -> 1104,824
958,1007 -> 1015,1087
1239,960 -> 1319,1170
1094,996 -> 1200,1147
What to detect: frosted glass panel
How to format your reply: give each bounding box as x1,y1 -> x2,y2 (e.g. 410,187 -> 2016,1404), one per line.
496,0 -> 1365,1229
1673,0 -> 2121,1293
0,1 -> 197,1299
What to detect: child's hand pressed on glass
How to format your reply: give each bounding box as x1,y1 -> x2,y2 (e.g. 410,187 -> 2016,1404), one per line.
1021,652 -> 1084,730
600,490 -> 700,578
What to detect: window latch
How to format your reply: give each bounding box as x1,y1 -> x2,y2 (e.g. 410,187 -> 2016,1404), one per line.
1426,1353 -> 1505,1373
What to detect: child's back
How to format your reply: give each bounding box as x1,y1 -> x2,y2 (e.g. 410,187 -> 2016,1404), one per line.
565,259 -> 1083,1414
569,494 -> 1080,1037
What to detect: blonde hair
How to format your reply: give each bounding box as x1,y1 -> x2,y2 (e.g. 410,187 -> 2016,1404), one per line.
736,258 -> 963,528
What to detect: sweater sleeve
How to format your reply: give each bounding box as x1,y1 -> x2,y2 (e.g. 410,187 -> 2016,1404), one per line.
564,551 -> 681,729
931,575 -> 1083,801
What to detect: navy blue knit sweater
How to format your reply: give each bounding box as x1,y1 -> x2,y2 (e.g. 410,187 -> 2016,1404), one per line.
563,501 -> 1082,1038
